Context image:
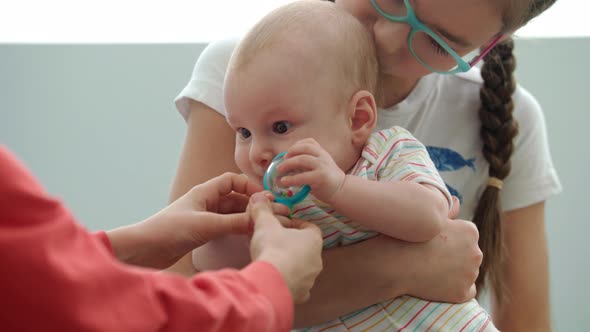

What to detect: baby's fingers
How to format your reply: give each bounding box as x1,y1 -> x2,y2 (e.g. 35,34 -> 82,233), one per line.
285,139 -> 322,158
278,154 -> 317,174
281,170 -> 318,188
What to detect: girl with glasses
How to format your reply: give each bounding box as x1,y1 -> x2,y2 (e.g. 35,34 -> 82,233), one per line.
171,0 -> 561,330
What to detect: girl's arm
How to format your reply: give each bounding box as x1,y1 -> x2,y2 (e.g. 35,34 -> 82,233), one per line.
492,202 -> 551,331
168,101 -> 482,326
293,219 -> 482,328
166,101 -> 242,276
168,103 -> 241,202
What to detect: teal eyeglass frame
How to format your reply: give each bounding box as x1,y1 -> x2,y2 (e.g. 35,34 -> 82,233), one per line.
370,0 -> 503,74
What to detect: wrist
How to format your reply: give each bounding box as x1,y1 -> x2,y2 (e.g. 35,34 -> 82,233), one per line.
329,235 -> 408,299
106,223 -> 145,264
393,240 -> 423,297
136,213 -> 198,269
363,235 -> 410,297
107,216 -> 180,269
256,252 -> 296,297
325,173 -> 349,205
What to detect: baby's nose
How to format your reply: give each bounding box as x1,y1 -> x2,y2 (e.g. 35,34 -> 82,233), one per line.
251,149 -> 274,170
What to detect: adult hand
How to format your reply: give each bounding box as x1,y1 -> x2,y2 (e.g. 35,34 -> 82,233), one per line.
248,192 -> 323,304
402,197 -> 482,302
107,173 -> 288,269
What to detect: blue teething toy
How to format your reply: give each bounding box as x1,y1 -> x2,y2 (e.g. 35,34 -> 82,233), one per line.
263,152 -> 311,211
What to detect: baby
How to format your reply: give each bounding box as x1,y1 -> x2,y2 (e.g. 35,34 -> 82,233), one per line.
198,1 -> 498,331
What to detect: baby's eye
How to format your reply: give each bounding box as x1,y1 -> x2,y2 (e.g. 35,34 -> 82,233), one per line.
237,128 -> 252,139
272,121 -> 292,134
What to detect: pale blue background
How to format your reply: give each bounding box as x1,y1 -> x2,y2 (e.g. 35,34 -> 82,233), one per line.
1,38 -> 588,330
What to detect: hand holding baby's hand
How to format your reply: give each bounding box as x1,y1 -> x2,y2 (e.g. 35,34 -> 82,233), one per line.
278,138 -> 345,202
248,192 -> 323,303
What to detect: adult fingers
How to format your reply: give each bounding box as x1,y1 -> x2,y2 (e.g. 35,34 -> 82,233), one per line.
275,215 -> 297,228
218,190 -> 288,216
249,192 -> 281,232
203,212 -> 252,237
297,220 -> 322,238
272,202 -> 291,216
202,173 -> 263,202
189,173 -> 263,211
218,192 -> 251,214
188,212 -> 252,248
276,216 -> 319,233
278,218 -> 322,244
448,196 -> 460,219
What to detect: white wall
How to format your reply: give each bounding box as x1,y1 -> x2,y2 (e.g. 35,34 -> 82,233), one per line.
1,44 -> 204,227
1,38 -> 588,330
512,37 -> 590,331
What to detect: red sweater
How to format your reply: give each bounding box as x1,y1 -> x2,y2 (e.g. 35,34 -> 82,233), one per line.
0,146 -> 293,332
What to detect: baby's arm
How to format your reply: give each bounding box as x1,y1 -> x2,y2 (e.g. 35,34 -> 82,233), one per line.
330,176 -> 449,242
281,129 -> 451,242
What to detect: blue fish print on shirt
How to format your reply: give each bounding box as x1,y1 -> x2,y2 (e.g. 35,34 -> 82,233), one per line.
426,147 -> 476,172
426,146 -> 477,204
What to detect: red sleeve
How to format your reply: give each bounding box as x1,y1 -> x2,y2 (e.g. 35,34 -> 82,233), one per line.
0,146 -> 293,332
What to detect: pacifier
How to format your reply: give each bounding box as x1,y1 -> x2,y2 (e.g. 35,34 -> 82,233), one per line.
263,151 -> 311,211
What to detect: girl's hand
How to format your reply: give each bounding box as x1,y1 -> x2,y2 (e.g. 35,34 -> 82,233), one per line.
279,138 -> 346,202
402,197 -> 481,302
401,219 -> 481,302
291,197 -> 481,328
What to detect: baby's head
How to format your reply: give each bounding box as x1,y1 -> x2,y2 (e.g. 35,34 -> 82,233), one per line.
224,0 -> 378,183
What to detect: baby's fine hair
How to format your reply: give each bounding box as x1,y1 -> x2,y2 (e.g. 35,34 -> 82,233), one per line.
230,0 -> 378,97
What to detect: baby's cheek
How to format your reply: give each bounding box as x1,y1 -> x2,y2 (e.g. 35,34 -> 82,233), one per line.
234,149 -> 249,173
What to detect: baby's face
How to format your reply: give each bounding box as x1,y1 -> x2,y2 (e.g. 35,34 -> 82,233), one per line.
224,49 -> 357,184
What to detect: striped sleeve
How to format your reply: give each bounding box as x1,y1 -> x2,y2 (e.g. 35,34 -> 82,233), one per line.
368,127 -> 453,208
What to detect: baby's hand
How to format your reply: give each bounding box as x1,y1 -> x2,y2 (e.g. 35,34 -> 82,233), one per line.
278,138 -> 345,202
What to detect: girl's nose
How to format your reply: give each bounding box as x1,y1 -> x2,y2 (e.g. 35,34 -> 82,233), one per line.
373,18 -> 411,53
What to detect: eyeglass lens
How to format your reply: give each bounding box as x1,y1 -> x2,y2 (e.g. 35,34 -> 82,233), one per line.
373,0 -> 483,73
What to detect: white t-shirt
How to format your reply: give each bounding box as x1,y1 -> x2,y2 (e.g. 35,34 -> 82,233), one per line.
175,38 -> 562,220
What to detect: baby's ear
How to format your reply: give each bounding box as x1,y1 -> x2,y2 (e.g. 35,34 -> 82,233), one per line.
348,90 -> 377,147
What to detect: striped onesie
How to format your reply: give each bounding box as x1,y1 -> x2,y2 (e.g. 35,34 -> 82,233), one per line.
294,127 -> 498,332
